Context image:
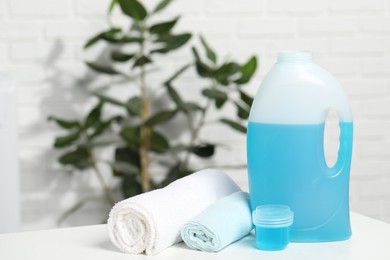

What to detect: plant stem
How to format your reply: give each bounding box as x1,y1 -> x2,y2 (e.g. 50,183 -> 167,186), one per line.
163,63 -> 193,87
82,128 -> 115,205
140,69 -> 151,192
182,80 -> 220,169
57,196 -> 96,225
182,99 -> 212,169
88,151 -> 115,205
139,24 -> 151,193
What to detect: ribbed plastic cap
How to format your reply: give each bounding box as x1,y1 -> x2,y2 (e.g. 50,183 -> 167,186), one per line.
252,205 -> 294,228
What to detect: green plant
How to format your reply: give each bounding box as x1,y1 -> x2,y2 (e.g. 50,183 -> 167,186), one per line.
48,0 -> 257,218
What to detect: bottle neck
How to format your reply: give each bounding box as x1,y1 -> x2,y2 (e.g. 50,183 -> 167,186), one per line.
277,51 -> 313,63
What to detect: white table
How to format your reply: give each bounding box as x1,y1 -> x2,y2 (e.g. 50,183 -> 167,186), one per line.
0,212 -> 389,260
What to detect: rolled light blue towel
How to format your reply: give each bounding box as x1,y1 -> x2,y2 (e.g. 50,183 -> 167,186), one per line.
181,191 -> 252,252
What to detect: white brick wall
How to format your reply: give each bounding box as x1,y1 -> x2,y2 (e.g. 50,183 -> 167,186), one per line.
0,22 -> 41,40
9,0 -> 72,17
0,0 -> 390,230
268,0 -> 327,14
238,19 -> 296,37
207,0 -> 263,14
300,18 -> 357,35
329,0 -> 385,13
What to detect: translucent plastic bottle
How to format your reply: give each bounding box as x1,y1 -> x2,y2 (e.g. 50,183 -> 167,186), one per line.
247,51 -> 353,242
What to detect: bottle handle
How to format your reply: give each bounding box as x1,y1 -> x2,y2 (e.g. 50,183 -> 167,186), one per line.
324,111 -> 353,177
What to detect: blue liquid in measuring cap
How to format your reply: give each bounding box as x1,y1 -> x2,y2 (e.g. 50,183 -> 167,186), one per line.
252,205 -> 293,251
247,121 -> 353,242
255,226 -> 290,251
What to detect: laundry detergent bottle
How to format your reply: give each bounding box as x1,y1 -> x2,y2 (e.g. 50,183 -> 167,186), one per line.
247,51 -> 353,242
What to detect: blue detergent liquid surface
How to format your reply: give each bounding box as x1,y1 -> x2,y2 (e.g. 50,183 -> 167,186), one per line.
247,121 -> 353,242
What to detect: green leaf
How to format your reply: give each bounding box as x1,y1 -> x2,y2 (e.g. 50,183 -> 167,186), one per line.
192,143 -> 215,158
89,121 -> 111,138
120,127 -> 138,143
234,101 -> 250,119
58,146 -> 91,170
202,88 -> 227,100
150,130 -> 170,153
95,93 -> 126,107
111,161 -> 138,176
111,50 -> 134,62
100,28 -> 122,43
115,147 -> 141,169
215,62 -> 241,86
235,56 -> 257,84
100,34 -> 120,43
200,35 -> 217,64
118,0 -> 147,21
152,33 -> 191,54
108,0 -> 118,14
54,131 -> 80,148
121,36 -> 144,43
191,47 -> 201,61
122,176 -> 142,198
239,90 -> 254,107
89,115 -> 122,138
133,55 -> 152,68
218,62 -> 241,75
110,115 -> 123,123
84,34 -> 102,49
48,116 -> 80,129
166,84 -> 184,107
144,110 -> 177,126
202,89 -> 227,109
120,127 -> 140,151
86,62 -> 118,75
192,46 -> 216,78
84,101 -> 103,128
195,62 -> 214,78
85,28 -> 122,48
182,102 -> 203,112
120,127 -> 169,153
165,83 -> 203,113
149,17 -> 179,35
220,118 -> 247,133
126,96 -> 141,116
153,0 -> 173,14
215,98 -> 227,109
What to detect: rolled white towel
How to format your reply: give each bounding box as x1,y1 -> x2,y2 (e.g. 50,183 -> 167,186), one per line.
107,168 -> 241,255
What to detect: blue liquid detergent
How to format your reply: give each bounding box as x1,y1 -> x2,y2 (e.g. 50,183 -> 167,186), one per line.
255,226 -> 290,251
247,121 -> 353,242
